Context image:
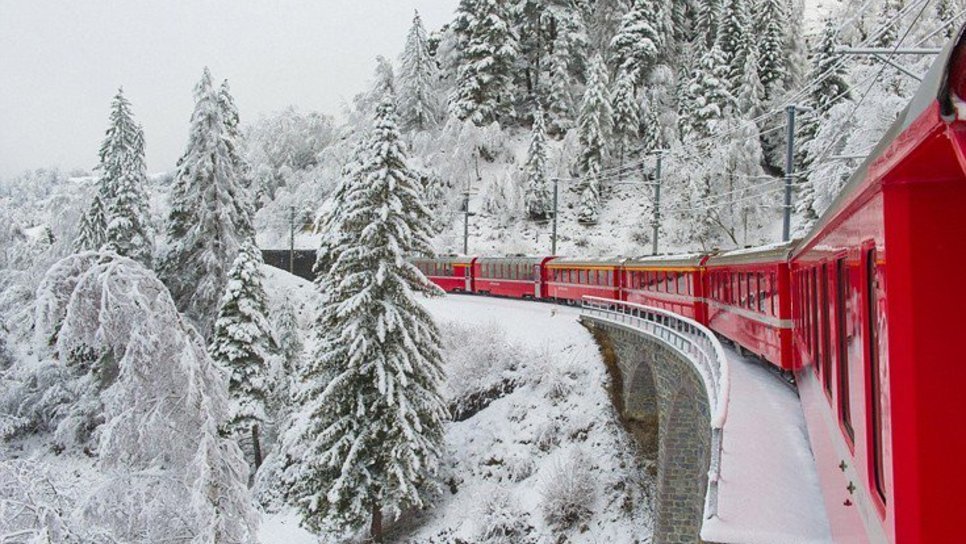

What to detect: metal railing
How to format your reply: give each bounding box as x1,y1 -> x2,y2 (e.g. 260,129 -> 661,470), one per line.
580,296 -> 730,520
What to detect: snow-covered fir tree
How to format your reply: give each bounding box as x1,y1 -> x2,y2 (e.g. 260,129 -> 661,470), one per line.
77,89 -> 153,265
611,68 -> 641,166
755,0 -> 788,99
784,0 -> 809,91
680,41 -> 736,141
811,19 -> 852,115
281,98 -> 447,542
718,0 -> 751,93
160,68 -> 253,335
73,191 -> 107,252
576,54 -> 613,225
524,108 -> 553,220
736,45 -> 765,118
209,240 -> 276,470
609,0 -> 663,84
694,0 -> 722,46
219,79 -> 252,189
449,0 -> 518,125
936,0 -> 960,39
584,0 -> 633,53
399,10 -> 442,131
546,33 -> 576,138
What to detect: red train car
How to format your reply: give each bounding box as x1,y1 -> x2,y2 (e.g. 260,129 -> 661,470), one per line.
620,254 -> 709,322
544,258 -> 622,303
472,256 -> 554,298
704,243 -> 794,370
789,28 -> 966,543
412,256 -> 477,292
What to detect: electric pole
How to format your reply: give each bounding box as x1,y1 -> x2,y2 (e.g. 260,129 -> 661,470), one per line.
463,188 -> 470,255
289,205 -> 296,273
783,105 -> 796,242
551,177 -> 559,255
651,152 -> 663,256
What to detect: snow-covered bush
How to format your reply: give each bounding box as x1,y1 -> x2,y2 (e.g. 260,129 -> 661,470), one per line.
540,449 -> 597,531
0,460 -> 86,543
475,488 -> 534,544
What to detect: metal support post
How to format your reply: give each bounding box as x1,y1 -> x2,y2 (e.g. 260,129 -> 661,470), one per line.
551,178 -> 559,255
288,206 -> 295,273
651,153 -> 663,256
783,105 -> 796,242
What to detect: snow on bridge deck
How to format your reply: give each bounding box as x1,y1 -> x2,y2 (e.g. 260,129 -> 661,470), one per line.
424,294 -> 831,543
704,347 -> 831,544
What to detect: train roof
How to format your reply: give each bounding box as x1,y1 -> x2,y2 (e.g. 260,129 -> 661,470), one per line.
706,241 -> 798,266
545,257 -> 625,268
623,253 -> 707,268
794,24 -> 966,258
411,255 -> 477,264
475,255 -> 553,264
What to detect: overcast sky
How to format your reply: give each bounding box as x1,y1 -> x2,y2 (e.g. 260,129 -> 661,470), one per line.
0,0 -> 458,179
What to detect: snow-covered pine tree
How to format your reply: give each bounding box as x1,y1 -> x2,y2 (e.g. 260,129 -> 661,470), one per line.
609,0 -> 663,85
694,0 -> 722,47
272,295 -> 303,381
576,54 -> 613,225
784,0 -> 809,91
86,89 -> 154,265
811,19 -> 851,115
524,108 -> 553,221
873,0 -> 900,47
160,68 -> 254,335
281,97 -> 447,542
611,68 -> 641,168
936,0 -> 960,39
583,0 -> 633,53
680,41 -> 736,141
219,79 -> 252,189
755,0 -> 787,99
209,239 -> 276,470
73,191 -> 108,252
736,44 -> 765,118
399,10 -> 442,131
449,0 -> 518,125
546,33 -> 576,138
718,0 -> 751,93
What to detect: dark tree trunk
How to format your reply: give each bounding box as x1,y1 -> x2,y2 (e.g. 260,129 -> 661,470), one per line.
251,424 -> 263,469
370,502 -> 383,543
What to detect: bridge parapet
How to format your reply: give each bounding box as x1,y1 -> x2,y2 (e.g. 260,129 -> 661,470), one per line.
580,296 -> 731,544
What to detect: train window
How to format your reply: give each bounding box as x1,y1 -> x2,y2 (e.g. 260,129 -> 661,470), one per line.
607,270 -> 614,287
821,263 -> 833,397
579,270 -> 587,284
836,259 -> 854,442
866,249 -> 886,503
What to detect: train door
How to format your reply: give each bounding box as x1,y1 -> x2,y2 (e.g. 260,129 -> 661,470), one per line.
464,264 -> 472,291
533,264 -> 542,298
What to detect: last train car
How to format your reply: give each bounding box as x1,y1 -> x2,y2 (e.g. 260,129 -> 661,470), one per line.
412,256 -> 477,292
789,25 -> 966,543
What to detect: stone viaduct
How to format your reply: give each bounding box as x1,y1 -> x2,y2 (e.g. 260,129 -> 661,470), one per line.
581,317 -> 715,544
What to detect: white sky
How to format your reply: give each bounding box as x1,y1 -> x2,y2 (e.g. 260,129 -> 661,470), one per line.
0,0 -> 458,178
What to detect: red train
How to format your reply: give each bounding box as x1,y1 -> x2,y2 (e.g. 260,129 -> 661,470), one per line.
410,28 -> 966,542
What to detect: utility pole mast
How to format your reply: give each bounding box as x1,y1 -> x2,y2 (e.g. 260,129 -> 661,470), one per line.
783,105 -> 797,242
551,177 -> 559,255
651,152 -> 663,256
463,187 -> 470,255
289,205 -> 296,273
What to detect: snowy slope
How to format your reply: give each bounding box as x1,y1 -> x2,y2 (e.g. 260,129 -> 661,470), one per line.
258,267 -> 653,543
